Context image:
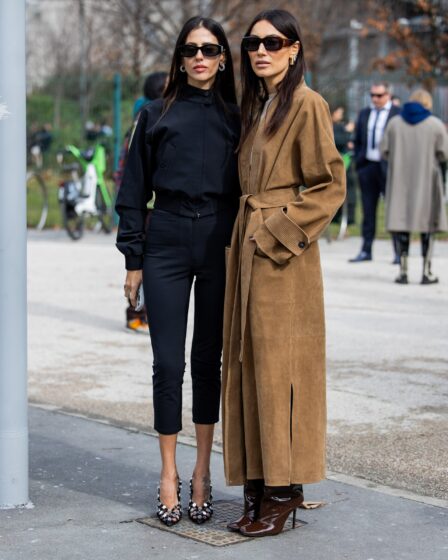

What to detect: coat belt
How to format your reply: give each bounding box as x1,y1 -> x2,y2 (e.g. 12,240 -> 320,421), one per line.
237,187 -> 299,361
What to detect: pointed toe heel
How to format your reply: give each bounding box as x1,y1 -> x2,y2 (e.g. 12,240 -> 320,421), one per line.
188,479 -> 213,524
227,479 -> 264,532
157,479 -> 182,527
240,484 -> 304,538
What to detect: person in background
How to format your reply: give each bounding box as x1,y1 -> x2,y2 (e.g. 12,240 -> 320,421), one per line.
349,81 -> 400,263
380,89 -> 448,285
114,71 -> 168,333
132,71 -> 169,118
331,105 -> 356,225
28,123 -> 53,168
391,95 -> 401,108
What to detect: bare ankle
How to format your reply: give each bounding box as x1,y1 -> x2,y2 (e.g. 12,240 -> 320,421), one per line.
192,469 -> 210,482
160,468 -> 179,481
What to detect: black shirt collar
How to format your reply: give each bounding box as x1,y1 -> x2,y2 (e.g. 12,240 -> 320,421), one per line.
180,83 -> 214,105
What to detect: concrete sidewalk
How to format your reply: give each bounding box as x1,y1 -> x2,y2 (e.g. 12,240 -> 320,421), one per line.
26,232 -> 448,500
1,406 -> 447,560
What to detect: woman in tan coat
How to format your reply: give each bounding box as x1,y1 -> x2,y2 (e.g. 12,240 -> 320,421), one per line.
222,9 -> 346,537
380,89 -> 448,285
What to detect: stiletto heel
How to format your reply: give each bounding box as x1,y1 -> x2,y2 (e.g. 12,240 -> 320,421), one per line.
188,478 -> 213,524
157,479 -> 182,527
240,484 -> 304,538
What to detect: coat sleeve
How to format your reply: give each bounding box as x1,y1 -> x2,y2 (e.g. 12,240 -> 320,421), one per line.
435,120 -> 448,162
379,123 -> 390,160
115,107 -> 156,270
252,94 -> 346,265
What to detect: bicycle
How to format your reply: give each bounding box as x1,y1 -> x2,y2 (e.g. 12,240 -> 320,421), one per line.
26,145 -> 49,230
57,144 -> 114,240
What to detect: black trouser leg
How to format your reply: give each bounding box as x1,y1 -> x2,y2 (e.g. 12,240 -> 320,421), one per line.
396,232 -> 410,257
190,210 -> 234,424
420,233 -> 433,258
392,233 -> 400,261
420,232 -> 438,283
144,210 -> 193,435
394,232 -> 410,283
143,208 -> 234,435
190,265 -> 225,425
346,163 -> 357,225
358,162 -> 383,254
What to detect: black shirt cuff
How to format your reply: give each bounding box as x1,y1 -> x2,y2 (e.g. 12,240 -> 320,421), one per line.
125,255 -> 143,270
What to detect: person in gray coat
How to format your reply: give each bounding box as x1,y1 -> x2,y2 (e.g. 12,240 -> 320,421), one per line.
380,89 -> 448,284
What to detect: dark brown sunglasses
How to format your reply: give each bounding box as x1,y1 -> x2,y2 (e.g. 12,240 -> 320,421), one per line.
242,35 -> 296,52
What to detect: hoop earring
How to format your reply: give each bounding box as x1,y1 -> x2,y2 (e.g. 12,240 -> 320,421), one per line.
219,62 -> 226,72
180,65 -> 186,73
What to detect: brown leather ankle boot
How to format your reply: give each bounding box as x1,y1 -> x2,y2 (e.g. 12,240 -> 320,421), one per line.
239,484 -> 304,537
227,479 -> 264,532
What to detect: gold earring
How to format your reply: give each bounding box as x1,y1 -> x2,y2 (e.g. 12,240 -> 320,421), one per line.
289,54 -> 297,66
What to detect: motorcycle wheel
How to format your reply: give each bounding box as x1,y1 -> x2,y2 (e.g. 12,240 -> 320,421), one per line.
96,187 -> 113,234
62,203 -> 84,240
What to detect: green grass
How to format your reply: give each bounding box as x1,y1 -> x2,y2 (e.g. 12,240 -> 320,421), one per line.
328,198 -> 448,241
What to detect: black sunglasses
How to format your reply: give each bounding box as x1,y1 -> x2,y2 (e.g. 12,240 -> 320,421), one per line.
178,43 -> 224,58
370,92 -> 386,98
242,35 -> 296,52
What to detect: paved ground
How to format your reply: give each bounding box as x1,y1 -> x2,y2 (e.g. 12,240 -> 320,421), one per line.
1,407 -> 447,560
27,230 -> 448,499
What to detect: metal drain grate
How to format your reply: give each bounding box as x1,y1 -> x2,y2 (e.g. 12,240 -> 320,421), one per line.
136,500 -> 307,547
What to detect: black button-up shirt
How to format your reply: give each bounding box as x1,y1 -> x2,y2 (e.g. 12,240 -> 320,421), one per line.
116,84 -> 240,269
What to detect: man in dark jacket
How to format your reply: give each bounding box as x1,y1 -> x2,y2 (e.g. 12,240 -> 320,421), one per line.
350,81 -> 400,262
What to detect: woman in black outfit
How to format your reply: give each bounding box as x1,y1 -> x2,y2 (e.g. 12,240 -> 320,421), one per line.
115,17 -> 240,526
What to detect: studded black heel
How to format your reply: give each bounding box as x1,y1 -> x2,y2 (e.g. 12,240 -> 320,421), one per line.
157,479 -> 182,527
188,478 -> 213,524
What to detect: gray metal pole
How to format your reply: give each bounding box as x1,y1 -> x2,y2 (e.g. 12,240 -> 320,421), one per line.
0,0 -> 29,508
79,0 -> 88,135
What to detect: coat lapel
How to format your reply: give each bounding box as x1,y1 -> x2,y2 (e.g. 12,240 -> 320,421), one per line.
252,83 -> 307,194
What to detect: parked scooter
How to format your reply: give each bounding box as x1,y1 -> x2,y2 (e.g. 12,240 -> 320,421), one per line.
57,144 -> 113,240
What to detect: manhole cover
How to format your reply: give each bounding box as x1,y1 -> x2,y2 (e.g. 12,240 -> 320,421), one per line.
136,499 -> 307,547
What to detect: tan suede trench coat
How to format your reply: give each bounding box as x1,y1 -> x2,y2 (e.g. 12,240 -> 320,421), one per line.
222,82 -> 346,487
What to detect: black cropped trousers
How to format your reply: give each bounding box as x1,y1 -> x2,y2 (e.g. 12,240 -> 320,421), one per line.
143,205 -> 235,435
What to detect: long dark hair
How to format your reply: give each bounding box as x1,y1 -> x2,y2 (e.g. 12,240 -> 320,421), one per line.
163,16 -> 237,115
240,9 -> 306,146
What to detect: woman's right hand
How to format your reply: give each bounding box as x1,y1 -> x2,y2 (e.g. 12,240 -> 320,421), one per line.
124,270 -> 143,308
